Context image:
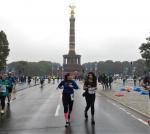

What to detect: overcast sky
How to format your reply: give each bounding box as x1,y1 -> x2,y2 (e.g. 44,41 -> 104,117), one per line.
0,0 -> 150,64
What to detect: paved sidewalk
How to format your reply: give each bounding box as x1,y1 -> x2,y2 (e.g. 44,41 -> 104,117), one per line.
97,80 -> 150,117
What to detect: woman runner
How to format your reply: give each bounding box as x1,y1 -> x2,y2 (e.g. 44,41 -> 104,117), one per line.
83,72 -> 97,125
57,73 -> 79,127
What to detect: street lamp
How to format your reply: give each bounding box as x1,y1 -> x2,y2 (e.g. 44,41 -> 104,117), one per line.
62,67 -> 64,79
95,63 -> 98,76
57,66 -> 60,77
51,63 -> 53,76
130,61 -> 133,77
85,67 -> 88,74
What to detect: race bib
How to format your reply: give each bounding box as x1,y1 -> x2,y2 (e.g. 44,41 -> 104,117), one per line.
88,87 -> 96,94
0,85 -> 7,93
70,94 -> 74,101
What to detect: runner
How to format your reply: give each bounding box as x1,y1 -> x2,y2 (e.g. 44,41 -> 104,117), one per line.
6,72 -> 15,105
83,72 -> 97,125
12,72 -> 18,100
122,76 -> 126,86
34,76 -> 37,85
27,76 -> 32,86
57,73 -> 79,127
133,75 -> 137,87
40,76 -> 45,88
52,76 -> 55,84
0,74 -> 8,114
108,75 -> 113,90
48,75 -> 51,84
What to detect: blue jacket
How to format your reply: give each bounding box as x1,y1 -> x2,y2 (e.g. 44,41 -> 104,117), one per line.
6,76 -> 15,88
58,80 -> 79,95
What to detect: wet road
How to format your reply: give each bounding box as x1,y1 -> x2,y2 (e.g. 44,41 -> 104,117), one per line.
0,81 -> 150,134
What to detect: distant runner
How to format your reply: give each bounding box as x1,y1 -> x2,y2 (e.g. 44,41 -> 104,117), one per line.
40,76 -> 45,88
6,72 -> 16,105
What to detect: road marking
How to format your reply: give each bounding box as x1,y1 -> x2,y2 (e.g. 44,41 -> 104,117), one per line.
130,114 -> 137,119
126,111 -> 131,115
112,102 -> 117,106
113,103 -> 120,108
106,100 -> 149,126
55,104 -> 60,117
137,118 -> 148,126
104,96 -> 149,126
55,93 -> 62,117
119,107 -> 126,112
120,110 -> 149,126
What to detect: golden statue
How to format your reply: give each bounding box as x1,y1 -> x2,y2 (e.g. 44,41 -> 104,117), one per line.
69,4 -> 76,16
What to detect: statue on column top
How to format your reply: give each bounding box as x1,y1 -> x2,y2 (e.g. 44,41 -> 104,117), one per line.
69,4 -> 76,16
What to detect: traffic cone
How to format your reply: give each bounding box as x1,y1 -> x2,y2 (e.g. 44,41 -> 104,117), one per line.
115,92 -> 124,97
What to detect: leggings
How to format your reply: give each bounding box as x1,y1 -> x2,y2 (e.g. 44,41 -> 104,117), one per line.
0,96 -> 6,110
62,93 -> 74,114
85,94 -> 95,115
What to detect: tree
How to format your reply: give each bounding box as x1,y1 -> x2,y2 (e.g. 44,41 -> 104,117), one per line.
0,31 -> 10,71
7,61 -> 61,76
139,37 -> 150,71
82,60 -> 145,76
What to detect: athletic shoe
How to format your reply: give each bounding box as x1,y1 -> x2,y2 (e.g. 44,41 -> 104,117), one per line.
85,111 -> 88,119
65,122 -> 69,127
1,110 -> 4,114
91,120 -> 95,125
91,116 -> 95,125
7,102 -> 10,105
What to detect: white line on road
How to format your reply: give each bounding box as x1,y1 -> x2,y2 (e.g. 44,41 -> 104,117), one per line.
137,119 -> 148,126
130,114 -> 137,119
119,107 -> 126,112
126,112 -> 131,115
112,102 -> 117,106
55,92 -> 62,117
119,109 -> 149,126
106,99 -> 149,126
112,103 -> 120,108
55,104 -> 60,117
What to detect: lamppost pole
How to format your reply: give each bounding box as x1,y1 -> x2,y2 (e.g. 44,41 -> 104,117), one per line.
95,63 -> 98,76
61,66 -> 64,80
51,64 -> 53,76
57,66 -> 59,77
